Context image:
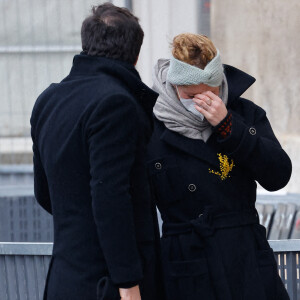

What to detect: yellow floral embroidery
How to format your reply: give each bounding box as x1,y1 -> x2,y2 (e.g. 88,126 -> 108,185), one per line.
209,153 -> 235,180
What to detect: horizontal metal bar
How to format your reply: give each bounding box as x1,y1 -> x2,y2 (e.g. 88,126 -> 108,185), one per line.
0,243 -> 53,255
0,45 -> 81,54
269,239 -> 300,252
0,240 -> 299,256
0,185 -> 34,197
0,164 -> 33,174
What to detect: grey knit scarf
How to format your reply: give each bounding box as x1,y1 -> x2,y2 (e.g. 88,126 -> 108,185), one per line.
152,59 -> 228,142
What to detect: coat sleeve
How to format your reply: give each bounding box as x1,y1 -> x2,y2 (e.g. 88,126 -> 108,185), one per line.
31,121 -> 52,214
216,106 -> 292,191
85,94 -> 143,287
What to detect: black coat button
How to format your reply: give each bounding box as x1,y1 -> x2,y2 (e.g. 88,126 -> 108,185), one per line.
249,127 -> 256,135
188,184 -> 196,192
155,162 -> 162,170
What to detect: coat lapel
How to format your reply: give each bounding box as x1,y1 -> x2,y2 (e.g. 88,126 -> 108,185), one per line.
160,126 -> 221,168
224,64 -> 256,107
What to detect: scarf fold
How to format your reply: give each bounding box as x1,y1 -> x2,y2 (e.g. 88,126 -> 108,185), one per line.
152,59 -> 228,142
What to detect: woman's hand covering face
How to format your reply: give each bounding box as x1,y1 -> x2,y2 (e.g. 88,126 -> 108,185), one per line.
193,91 -> 228,126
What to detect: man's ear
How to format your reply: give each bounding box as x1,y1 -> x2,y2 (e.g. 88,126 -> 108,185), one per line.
134,56 -> 139,66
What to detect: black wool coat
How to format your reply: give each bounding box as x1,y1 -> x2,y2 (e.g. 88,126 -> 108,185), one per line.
146,65 -> 292,300
30,53 -> 164,300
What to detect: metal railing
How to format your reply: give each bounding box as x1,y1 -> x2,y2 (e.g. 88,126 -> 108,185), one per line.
269,239 -> 300,299
0,240 -> 299,300
0,243 -> 52,300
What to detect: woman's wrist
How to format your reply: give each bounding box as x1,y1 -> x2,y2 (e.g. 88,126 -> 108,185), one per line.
213,111 -> 232,138
118,281 -> 140,289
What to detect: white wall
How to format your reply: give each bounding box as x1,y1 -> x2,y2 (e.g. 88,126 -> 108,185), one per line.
133,0 -> 199,86
0,0 -> 104,137
211,0 -> 300,193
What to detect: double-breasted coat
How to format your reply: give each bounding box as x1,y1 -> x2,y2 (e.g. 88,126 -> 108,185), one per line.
146,65 -> 292,300
30,53 -> 163,300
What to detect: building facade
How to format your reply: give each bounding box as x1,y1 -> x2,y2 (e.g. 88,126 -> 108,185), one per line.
0,0 -> 298,194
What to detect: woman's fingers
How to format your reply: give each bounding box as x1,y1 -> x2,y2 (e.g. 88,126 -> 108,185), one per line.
203,90 -> 222,102
193,98 -> 213,111
194,102 -> 212,119
194,94 -> 210,102
193,91 -> 227,126
193,94 -> 213,107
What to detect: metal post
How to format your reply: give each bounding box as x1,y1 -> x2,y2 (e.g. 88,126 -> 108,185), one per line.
110,0 -> 132,10
286,252 -> 297,300
197,0 -> 211,37
125,0 -> 132,11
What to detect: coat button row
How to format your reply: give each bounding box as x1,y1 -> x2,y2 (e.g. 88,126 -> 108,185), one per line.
188,184 -> 197,192
155,162 -> 162,170
249,127 -> 256,135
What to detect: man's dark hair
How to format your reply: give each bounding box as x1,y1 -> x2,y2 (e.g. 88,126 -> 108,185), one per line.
81,3 -> 144,64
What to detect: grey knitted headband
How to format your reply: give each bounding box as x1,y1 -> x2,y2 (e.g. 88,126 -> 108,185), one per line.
167,49 -> 223,87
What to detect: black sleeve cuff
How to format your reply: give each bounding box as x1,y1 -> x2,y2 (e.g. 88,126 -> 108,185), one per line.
213,111 -> 232,138
216,110 -> 257,163
117,280 -> 141,289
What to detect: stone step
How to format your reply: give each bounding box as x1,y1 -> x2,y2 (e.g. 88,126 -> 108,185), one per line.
0,165 -> 33,186
0,137 -> 33,164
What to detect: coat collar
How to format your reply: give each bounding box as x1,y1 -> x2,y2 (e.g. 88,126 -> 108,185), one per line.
155,118 -> 220,167
69,52 -> 158,117
224,64 -> 256,107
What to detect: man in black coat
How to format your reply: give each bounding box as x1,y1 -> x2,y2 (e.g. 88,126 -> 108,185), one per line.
30,4 -> 162,300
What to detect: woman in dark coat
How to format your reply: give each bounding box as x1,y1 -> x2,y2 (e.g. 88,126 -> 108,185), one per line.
147,33 -> 292,300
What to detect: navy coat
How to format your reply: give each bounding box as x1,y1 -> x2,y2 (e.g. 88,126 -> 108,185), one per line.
30,53 -> 163,300
146,65 -> 292,300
